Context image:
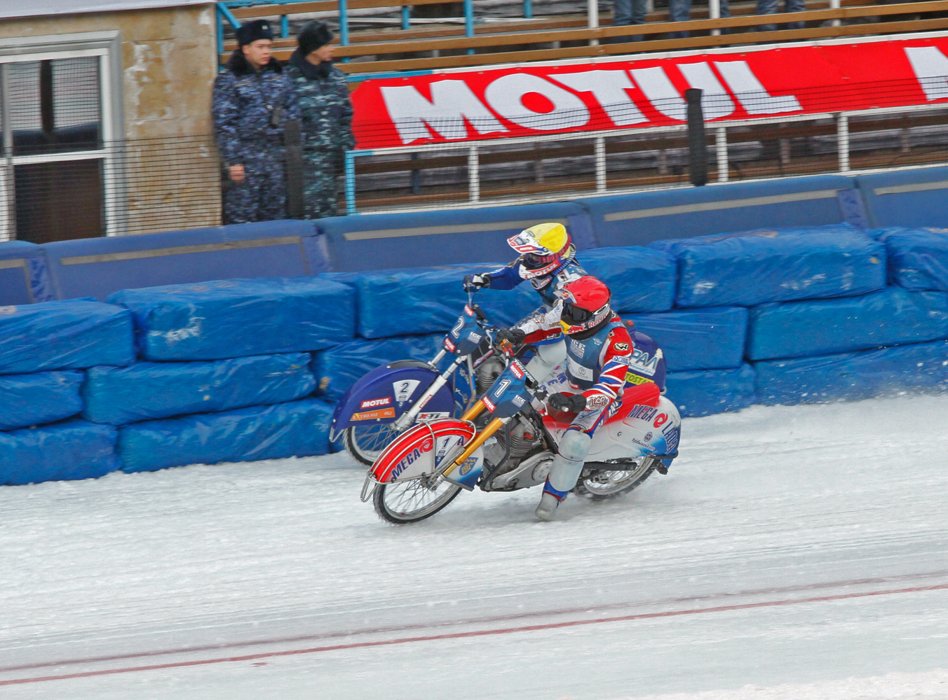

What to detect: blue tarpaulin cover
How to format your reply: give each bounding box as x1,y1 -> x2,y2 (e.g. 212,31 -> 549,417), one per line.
0,371 -> 84,430
665,365 -> 757,417
108,277 -> 354,361
873,227 -> 948,292
652,225 -> 886,307
0,421 -> 119,485
578,247 -> 676,313
755,339 -> 948,405
0,300 -> 134,374
631,307 -> 748,371
83,353 -> 316,425
346,246 -> 675,340
748,288 -> 948,360
313,335 -> 444,400
118,399 -> 333,472
341,265 -> 537,339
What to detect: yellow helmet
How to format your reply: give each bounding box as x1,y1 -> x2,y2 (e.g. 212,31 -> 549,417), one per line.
506,223 -> 575,279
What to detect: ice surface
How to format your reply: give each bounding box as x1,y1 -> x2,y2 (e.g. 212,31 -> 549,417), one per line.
1,394 -> 947,699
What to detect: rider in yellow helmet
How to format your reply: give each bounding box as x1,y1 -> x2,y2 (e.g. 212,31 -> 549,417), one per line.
464,222 -> 588,379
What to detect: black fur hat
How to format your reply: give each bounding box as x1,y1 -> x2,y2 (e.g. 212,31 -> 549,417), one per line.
236,19 -> 274,47
298,21 -> 334,56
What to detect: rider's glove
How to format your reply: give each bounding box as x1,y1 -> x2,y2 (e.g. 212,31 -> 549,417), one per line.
463,274 -> 490,292
496,327 -> 526,348
549,392 -> 587,414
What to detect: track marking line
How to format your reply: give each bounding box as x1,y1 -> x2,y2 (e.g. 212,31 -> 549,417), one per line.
4,569 -> 946,675
2,581 -> 946,687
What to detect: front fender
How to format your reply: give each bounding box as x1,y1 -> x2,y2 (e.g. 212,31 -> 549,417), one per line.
329,361 -> 455,441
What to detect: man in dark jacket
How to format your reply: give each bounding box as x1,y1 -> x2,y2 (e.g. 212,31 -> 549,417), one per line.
285,21 -> 355,219
212,19 -> 299,224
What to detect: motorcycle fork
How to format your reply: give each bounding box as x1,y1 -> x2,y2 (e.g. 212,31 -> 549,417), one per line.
440,410 -> 507,481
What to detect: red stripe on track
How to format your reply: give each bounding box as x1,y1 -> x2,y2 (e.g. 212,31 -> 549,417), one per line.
2,581 -> 946,687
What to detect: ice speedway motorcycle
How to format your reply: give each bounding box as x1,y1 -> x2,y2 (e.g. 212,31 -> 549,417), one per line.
328,292 -> 507,466
352,300 -> 682,524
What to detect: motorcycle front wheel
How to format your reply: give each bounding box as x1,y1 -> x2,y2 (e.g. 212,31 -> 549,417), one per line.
574,456 -> 657,499
344,423 -> 402,466
372,477 -> 462,524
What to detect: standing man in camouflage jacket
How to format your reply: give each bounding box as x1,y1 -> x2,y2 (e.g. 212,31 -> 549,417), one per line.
212,19 -> 299,224
285,21 -> 355,219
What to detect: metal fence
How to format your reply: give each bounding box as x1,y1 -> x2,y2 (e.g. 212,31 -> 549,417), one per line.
6,104 -> 947,243
343,101 -> 948,214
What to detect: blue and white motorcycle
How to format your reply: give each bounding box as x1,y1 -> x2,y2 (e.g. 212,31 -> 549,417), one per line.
328,295 -> 507,465
360,348 -> 681,523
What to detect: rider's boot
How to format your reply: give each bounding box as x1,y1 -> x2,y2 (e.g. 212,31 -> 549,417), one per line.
535,431 -> 589,520
535,481 -> 568,521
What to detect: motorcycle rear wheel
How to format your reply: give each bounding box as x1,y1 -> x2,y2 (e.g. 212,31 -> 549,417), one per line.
574,456 -> 657,499
373,477 -> 462,524
344,424 -> 401,466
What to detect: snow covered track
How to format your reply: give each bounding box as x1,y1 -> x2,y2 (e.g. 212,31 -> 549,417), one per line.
2,395 -> 947,698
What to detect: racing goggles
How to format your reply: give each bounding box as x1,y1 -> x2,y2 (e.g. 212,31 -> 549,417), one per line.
559,301 -> 610,335
518,252 -> 561,279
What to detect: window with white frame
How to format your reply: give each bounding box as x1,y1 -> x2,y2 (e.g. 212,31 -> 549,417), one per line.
0,32 -> 121,242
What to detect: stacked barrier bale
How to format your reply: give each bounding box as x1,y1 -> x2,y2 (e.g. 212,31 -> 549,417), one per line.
0,301 -> 134,484
0,280 -> 352,484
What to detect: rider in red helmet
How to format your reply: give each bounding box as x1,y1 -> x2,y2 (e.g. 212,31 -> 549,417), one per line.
533,275 -> 649,521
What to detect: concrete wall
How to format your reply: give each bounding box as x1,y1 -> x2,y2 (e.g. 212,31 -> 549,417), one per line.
0,4 -> 222,232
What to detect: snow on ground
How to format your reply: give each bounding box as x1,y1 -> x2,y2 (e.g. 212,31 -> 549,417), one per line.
1,394 -> 947,699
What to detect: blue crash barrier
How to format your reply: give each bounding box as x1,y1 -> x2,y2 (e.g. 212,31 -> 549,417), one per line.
580,247 -> 676,313
856,166 -> 948,229
653,224 -> 886,308
313,334 -> 445,401
108,277 -> 354,361
0,421 -> 119,486
755,339 -> 948,405
0,241 -> 53,305
0,371 -> 84,431
873,227 -> 948,292
337,265 -> 535,339
118,399 -> 333,472
664,364 -> 757,418
83,353 -> 316,425
41,220 -> 328,301
346,246 -> 676,340
578,175 -> 862,248
2,166 -> 947,486
0,300 -> 135,375
631,307 -> 748,372
747,288 -> 948,361
315,202 -> 596,272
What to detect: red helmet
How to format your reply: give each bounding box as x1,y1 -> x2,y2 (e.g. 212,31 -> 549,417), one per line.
559,276 -> 613,337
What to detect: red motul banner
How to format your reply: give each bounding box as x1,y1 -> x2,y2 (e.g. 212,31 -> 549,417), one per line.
350,34 -> 948,150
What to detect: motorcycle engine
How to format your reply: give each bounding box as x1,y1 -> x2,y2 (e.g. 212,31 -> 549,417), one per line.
483,414 -> 543,476
475,356 -> 504,394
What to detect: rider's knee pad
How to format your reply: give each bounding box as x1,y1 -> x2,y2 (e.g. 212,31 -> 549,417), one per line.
558,428 -> 591,463
525,341 -> 565,382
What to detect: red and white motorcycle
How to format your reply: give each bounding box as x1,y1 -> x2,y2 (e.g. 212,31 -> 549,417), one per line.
360,312 -> 681,523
